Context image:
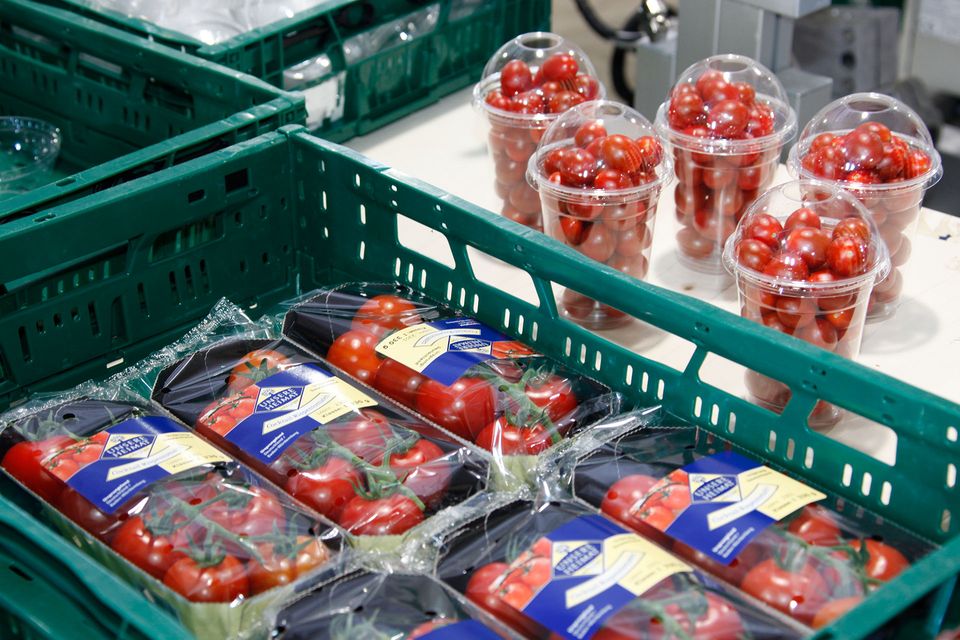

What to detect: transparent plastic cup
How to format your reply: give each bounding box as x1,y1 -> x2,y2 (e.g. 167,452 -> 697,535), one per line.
655,54 -> 797,273
527,101 -> 672,330
473,32 -> 604,232
0,117 -> 61,194
722,180 -> 890,428
787,93 -> 943,320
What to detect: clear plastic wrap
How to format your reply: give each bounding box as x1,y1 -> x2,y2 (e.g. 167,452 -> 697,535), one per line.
787,92 -> 943,320
654,54 -> 797,273
473,32 -> 604,230
0,384 -> 344,640
558,422 -> 934,630
434,498 -> 805,639
527,100 -> 672,329
273,570 -> 514,639
279,283 -> 621,481
721,180 -> 890,427
125,300 -> 492,552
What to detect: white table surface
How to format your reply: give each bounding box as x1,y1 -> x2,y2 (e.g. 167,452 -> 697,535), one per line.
347,89 -> 960,465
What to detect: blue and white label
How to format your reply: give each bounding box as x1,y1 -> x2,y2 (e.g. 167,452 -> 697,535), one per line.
214,363 -> 377,464
375,318 -> 534,385
418,619 -> 502,639
62,416 -> 230,515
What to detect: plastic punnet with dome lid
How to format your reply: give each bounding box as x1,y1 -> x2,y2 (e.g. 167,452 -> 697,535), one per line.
655,54 -> 797,273
473,32 -> 604,231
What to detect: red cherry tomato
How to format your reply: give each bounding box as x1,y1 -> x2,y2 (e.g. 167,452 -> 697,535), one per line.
247,536 -> 329,594
373,358 -> 426,407
741,558 -> 829,624
847,539 -> 909,582
390,441 -> 451,509
203,484 -> 285,538
827,237 -> 868,277
736,238 -> 773,272
600,474 -> 658,522
112,516 -> 185,580
2,436 -> 73,502
328,410 -> 395,461
226,349 -> 288,392
541,53 -> 579,82
466,562 -> 543,636
475,418 -> 552,455
352,294 -> 419,335
284,455 -> 362,521
786,505 -> 842,545
544,148 -> 568,175
876,142 -> 906,181
784,207 -> 821,231
763,252 -> 810,280
905,148 -> 932,179
559,216 -> 585,245
326,330 -> 382,384
810,133 -> 837,153
742,213 -> 783,250
547,90 -> 585,114
647,592 -> 745,640
416,377 -> 497,441
600,135 -> 644,174
573,73 -> 600,99
163,555 -> 250,603
734,81 -> 755,104
706,99 -> 748,138
56,487 -> 118,540
832,217 -> 871,244
784,227 -> 831,271
669,91 -> 706,129
579,222 -> 617,263
840,129 -> 883,170
524,374 -> 578,423
500,59 -> 532,97
593,168 -> 633,190
339,492 -> 424,536
557,147 -> 598,187
574,121 -> 607,148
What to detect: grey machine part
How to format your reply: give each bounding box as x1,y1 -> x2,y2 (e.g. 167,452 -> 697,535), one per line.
632,0 -> 833,138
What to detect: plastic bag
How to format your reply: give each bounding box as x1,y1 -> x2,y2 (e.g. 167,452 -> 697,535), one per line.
559,423 -> 934,629
434,498 -> 805,639
280,283 -> 620,480
0,384 -> 344,640
273,570 -> 513,639
131,300 -> 492,551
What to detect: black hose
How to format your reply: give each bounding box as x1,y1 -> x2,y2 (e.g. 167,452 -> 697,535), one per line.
573,0 -> 647,44
611,11 -> 647,103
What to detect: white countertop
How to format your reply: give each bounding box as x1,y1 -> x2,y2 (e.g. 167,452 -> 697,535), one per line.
347,89 -> 960,465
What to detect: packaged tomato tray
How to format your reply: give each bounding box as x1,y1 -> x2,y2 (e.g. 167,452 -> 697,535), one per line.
148,323 -> 491,546
433,498 -> 805,639
0,392 -> 345,640
273,570 -> 515,639
559,423 -> 933,630
280,283 -> 618,473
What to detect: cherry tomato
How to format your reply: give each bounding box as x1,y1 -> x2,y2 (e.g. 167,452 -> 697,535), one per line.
786,505 -> 841,545
247,536 -> 329,594
558,148 -> 598,187
500,59 -> 532,97
2,436 -> 73,502
541,53 -> 578,82
523,374 -> 577,424
840,129 -> 883,171
742,213 -> 783,250
574,121 -> 607,148
580,222 -> 617,263
573,74 -> 600,99
877,142 -> 906,181
593,168 -> 633,190
832,217 -> 871,244
846,539 -> 909,582
827,237 -> 868,277
329,410 -> 395,461
647,592 -> 745,640
226,349 -> 288,392
326,329 -> 382,384
764,252 -> 810,281
600,135 -> 644,174
475,418 -> 552,455
736,238 -> 773,271
669,91 -> 706,129
112,516 -> 185,580
784,207 -> 821,231
338,492 -> 424,536
389,440 -> 451,509
547,90 -> 585,114
373,358 -> 426,407
784,227 -> 831,271
285,455 -> 362,521
734,81 -> 755,104
810,133 -> 837,153
204,484 -> 285,539
544,148 -> 568,175
706,99 -> 748,138
57,487 -> 118,540
601,474 -> 657,522
741,558 -> 829,624
352,294 -> 420,335
677,226 -> 715,260
163,555 -> 250,603
905,148 -> 932,179
416,377 -> 496,441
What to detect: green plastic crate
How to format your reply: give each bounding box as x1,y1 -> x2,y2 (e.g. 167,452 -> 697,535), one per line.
2,125 -> 960,638
0,0 -> 305,218
32,0 -> 550,142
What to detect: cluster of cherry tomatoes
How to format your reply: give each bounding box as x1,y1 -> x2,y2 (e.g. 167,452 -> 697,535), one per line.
304,293 -> 586,456
667,70 -> 783,265
602,471 -> 910,629
798,123 -> 932,316
0,403 -> 333,604
483,53 -> 602,231
733,207 -> 877,421
172,346 -> 460,537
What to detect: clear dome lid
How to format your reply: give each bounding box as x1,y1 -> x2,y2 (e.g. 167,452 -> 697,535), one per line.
787,92 -> 943,191
723,180 -> 890,293
655,54 -> 796,154
473,32 -> 604,128
526,100 -> 672,202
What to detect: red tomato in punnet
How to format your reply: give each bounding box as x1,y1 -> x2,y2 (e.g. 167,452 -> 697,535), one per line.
226,349 -> 289,392
475,417 -> 553,455
466,562 -> 546,637
338,491 -> 424,536
112,515 -> 185,580
2,435 -> 75,502
163,555 -> 250,603
246,536 -> 330,594
283,454 -> 362,521
416,377 -> 497,441
741,558 -> 829,624
352,294 -> 421,336
326,329 -> 382,384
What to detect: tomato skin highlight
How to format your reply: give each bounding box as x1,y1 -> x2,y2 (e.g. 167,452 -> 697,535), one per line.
338,493 -> 424,536
163,555 -> 250,603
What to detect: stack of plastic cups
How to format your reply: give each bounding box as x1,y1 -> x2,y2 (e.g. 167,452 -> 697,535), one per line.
655,54 -> 796,274
787,93 -> 943,320
527,101 -> 672,330
473,32 -> 604,232
722,180 -> 890,428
